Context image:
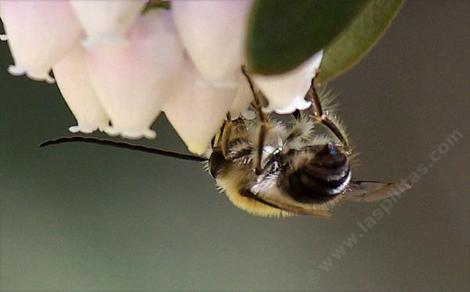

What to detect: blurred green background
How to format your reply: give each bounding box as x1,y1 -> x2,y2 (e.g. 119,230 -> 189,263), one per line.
0,1 -> 468,291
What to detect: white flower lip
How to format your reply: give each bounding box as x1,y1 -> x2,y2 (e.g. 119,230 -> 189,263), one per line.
85,9 -> 185,140
253,50 -> 324,114
0,0 -> 82,83
53,45 -> 109,134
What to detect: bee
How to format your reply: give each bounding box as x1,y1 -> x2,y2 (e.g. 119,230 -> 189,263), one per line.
41,68 -> 410,218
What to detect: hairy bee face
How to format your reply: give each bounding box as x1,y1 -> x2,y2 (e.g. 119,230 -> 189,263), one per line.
279,143 -> 351,203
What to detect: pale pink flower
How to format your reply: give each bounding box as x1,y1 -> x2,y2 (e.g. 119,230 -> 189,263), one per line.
53,45 -> 109,134
70,0 -> 147,48
0,0 -> 82,83
163,58 -> 237,155
85,9 -> 185,139
253,50 -> 324,114
172,0 -> 253,85
0,2 -> 324,154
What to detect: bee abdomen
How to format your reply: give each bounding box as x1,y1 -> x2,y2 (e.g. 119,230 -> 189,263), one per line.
279,143 -> 351,203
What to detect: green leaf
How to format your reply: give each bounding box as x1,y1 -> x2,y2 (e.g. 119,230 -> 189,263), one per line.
317,0 -> 405,84
246,0 -> 369,75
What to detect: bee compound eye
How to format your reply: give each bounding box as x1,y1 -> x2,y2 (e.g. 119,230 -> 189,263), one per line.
324,142 -> 338,156
208,149 -> 229,178
315,143 -> 341,160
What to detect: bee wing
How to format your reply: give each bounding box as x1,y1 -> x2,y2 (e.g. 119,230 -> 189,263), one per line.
273,201 -> 333,218
345,180 -> 411,203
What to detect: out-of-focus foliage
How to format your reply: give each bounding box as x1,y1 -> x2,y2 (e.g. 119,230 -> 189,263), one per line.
247,0 -> 404,82
317,0 -> 405,83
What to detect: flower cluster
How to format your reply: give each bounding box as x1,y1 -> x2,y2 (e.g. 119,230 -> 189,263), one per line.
0,0 -> 322,154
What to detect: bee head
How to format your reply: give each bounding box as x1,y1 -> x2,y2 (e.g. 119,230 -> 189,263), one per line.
279,143 -> 351,203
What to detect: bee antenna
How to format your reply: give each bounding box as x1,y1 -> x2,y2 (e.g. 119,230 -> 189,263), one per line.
39,136 -> 207,162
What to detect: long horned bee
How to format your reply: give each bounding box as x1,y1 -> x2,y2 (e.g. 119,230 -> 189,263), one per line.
41,68 -> 410,218
205,68 -> 409,217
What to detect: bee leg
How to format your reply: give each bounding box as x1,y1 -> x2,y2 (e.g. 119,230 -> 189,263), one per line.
307,77 -> 351,153
241,66 -> 270,175
220,113 -> 233,158
211,122 -> 224,149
